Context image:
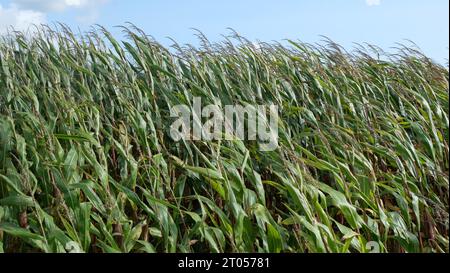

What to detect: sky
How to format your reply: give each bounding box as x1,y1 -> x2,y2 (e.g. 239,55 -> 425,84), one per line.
0,0 -> 448,63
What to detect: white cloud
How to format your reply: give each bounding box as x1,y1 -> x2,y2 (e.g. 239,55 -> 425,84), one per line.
0,4 -> 46,34
0,0 -> 109,34
366,0 -> 381,6
13,0 -> 97,12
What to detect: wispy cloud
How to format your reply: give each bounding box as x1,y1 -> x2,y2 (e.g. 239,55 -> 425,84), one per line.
366,0 -> 381,6
0,4 -> 46,34
0,0 -> 109,34
13,0 -> 107,12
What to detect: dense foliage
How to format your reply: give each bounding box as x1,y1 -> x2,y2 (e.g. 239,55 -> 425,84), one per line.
0,25 -> 448,253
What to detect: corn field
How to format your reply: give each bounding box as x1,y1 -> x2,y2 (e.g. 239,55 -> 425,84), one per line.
0,25 -> 448,253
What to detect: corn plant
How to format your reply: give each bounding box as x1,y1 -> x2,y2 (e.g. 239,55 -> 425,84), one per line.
0,25 -> 448,253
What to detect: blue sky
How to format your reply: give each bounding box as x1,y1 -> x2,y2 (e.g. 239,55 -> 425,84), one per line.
0,0 -> 448,63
